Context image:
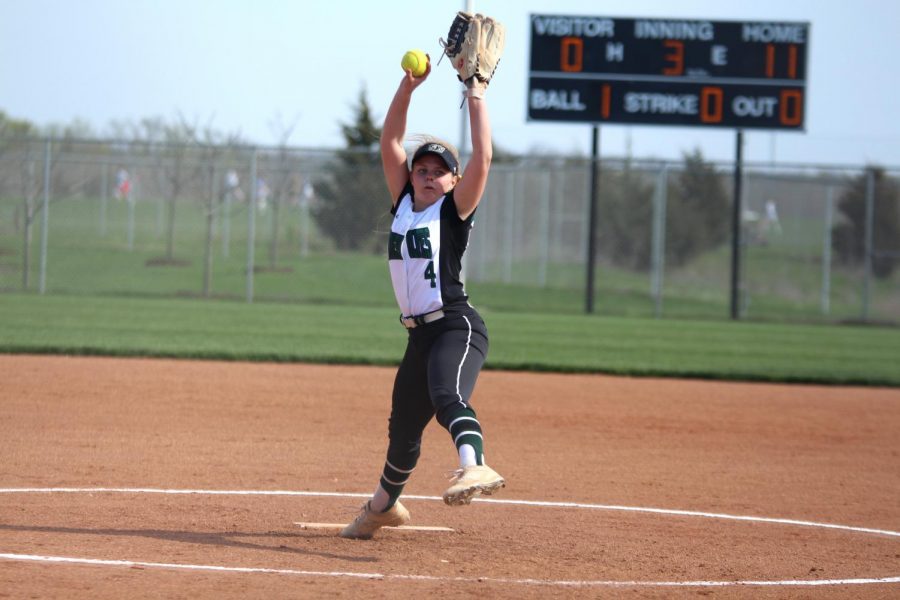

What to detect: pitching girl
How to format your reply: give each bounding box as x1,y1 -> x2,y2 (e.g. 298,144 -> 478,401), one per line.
341,56 -> 505,539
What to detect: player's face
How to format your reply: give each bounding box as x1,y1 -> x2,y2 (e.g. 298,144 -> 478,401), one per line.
411,155 -> 458,205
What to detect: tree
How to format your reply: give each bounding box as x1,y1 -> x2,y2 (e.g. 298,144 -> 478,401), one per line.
597,164 -> 655,270
196,126 -> 244,297
666,149 -> 730,267
312,87 -> 388,252
591,151 -> 729,271
832,167 -> 900,278
127,114 -> 206,264
0,113 -> 40,289
264,113 -> 301,269
0,113 -> 73,290
0,111 -> 37,138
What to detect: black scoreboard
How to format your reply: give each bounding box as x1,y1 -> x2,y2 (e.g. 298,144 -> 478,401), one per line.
528,15 -> 810,130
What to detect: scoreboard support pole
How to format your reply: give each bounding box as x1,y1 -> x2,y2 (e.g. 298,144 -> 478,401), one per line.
586,125 -> 600,314
730,130 -> 744,320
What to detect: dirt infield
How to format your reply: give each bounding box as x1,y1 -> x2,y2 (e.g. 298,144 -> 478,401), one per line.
1,354 -> 898,599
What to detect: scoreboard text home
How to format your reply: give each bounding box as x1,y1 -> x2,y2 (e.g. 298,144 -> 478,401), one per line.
528,15 -> 809,130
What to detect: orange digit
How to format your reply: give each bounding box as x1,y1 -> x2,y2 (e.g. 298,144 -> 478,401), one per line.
700,86 -> 723,123
765,44 -> 775,78
561,37 -> 583,72
788,45 -> 798,79
601,84 -> 611,119
663,40 -> 684,75
780,90 -> 803,126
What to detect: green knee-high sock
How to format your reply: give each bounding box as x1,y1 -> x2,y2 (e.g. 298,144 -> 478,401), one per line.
446,408 -> 485,466
376,459 -> 414,511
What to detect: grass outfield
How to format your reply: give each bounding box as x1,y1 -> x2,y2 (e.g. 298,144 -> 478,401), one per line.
1,292 -> 898,386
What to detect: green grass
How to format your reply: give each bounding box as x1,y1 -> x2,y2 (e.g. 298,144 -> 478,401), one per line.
2,195 -> 898,386
2,292 -> 898,387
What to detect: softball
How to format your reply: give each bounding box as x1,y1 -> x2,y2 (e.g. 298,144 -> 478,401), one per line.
401,49 -> 427,77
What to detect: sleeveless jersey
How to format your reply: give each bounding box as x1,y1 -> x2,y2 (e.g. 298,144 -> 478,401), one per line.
388,183 -> 473,317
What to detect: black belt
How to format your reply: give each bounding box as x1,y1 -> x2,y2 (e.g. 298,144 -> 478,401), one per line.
400,309 -> 446,329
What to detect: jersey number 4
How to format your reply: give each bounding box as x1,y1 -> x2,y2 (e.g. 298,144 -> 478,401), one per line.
423,261 -> 436,288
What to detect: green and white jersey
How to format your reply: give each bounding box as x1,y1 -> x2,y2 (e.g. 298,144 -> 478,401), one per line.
388,183 -> 473,318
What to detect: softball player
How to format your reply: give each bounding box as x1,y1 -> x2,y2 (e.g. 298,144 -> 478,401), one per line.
341,58 -> 505,539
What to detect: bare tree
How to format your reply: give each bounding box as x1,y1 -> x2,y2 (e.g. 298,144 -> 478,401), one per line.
1,114 -> 86,290
131,115 -> 205,264
264,112 -> 301,269
195,124 -> 244,297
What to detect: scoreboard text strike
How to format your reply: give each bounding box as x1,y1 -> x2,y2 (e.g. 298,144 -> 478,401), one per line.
528,15 -> 809,130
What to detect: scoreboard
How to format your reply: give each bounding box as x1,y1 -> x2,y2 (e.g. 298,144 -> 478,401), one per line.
528,15 -> 810,130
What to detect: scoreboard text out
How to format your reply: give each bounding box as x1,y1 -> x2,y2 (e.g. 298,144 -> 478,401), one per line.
528,15 -> 810,130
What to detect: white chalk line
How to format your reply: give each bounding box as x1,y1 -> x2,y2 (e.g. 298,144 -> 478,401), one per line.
3,487 -> 899,538
1,553 -> 898,588
1,487 -> 898,589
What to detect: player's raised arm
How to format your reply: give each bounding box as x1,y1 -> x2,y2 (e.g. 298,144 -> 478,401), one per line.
381,56 -> 431,205
440,12 -> 506,220
453,82 -> 492,220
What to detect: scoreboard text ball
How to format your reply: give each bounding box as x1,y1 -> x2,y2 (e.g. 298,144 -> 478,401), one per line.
528,15 -> 809,130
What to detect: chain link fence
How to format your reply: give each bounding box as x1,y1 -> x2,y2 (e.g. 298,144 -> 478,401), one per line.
1,136 -> 898,324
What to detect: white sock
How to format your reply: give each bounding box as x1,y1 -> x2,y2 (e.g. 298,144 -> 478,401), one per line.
370,484 -> 391,512
458,444 -> 477,468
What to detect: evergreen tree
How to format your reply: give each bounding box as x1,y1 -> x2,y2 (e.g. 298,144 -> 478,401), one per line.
667,149 -> 730,267
597,165 -> 655,270
832,167 -> 900,278
596,150 -> 729,271
313,87 -> 388,252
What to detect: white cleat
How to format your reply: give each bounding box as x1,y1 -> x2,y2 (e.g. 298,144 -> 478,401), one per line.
443,465 -> 506,506
339,500 -> 411,540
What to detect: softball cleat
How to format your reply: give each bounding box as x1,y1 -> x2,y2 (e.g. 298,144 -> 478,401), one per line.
443,465 -> 506,506
339,500 -> 410,540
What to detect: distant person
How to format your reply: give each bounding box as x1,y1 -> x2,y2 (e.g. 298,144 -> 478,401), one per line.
301,180 -> 315,205
114,168 -> 131,201
224,169 -> 244,202
256,177 -> 270,211
764,199 -> 782,236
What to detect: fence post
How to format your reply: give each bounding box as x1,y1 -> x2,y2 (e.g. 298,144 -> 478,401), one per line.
127,185 -> 135,251
861,167 -> 875,321
503,169 -> 515,283
203,161 -> 216,299
246,148 -> 258,303
100,161 -> 108,237
821,186 -> 834,316
585,126 -> 600,314
730,131 -> 744,320
39,137 -> 51,295
301,179 -> 313,258
651,165 -> 669,317
156,188 -> 164,239
538,169 -> 551,287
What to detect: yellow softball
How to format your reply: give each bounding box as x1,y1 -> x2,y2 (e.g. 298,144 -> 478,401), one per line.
401,49 -> 427,77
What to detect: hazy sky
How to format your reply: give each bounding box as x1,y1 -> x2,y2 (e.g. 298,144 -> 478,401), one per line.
3,0 -> 899,167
